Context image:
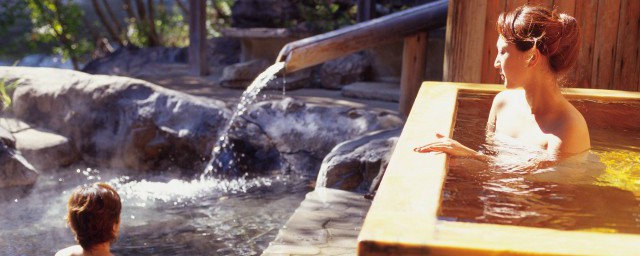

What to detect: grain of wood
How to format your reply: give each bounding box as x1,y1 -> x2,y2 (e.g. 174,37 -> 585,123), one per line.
591,0 -> 621,89
613,0 -> 640,91
444,0 -> 487,83
400,32 -> 428,117
481,0 -> 506,84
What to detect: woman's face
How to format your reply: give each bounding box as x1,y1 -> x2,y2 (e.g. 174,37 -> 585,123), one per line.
494,36 -> 530,89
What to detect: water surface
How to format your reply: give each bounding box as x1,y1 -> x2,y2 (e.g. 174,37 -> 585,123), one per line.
439,93 -> 640,234
0,167 -> 311,255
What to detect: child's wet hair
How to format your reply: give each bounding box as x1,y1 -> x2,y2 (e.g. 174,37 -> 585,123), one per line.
66,182 -> 121,250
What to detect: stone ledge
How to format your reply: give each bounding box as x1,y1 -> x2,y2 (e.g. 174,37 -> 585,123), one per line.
341,82 -> 400,102
262,188 -> 371,256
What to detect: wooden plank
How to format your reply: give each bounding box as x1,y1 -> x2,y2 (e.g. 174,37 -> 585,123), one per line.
527,0 -> 554,8
638,16 -> 640,92
400,32 -> 428,117
188,0 -> 208,76
443,0 -> 487,83
506,0 -> 528,11
554,0 -> 576,15
481,0 -> 506,84
613,0 -> 640,91
591,0 -> 621,89
572,0 -> 598,88
278,0 -> 447,73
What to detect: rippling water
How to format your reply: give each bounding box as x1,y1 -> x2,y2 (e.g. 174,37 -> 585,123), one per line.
0,167 -> 311,255
439,93 -> 640,234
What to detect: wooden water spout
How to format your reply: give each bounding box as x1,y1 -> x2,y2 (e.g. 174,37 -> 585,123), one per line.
276,0 -> 448,116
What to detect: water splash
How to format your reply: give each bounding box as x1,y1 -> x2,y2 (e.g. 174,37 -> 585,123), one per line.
202,62 -> 285,178
108,174 -> 275,205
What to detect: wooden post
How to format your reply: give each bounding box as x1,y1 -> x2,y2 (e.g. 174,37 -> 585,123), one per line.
188,0 -> 208,76
357,0 -> 375,22
443,0 -> 487,83
400,32 -> 428,117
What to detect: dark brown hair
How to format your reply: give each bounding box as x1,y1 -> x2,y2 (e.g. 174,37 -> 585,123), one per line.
67,182 -> 122,250
497,5 -> 581,74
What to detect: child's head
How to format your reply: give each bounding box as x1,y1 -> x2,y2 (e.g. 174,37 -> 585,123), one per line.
66,182 -> 122,251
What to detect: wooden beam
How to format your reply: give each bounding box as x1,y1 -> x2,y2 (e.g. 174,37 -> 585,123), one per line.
278,0 -> 447,74
188,0 -> 208,76
443,0 -> 487,83
400,32 -> 428,117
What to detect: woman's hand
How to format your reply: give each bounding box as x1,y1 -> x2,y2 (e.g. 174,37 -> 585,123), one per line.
413,133 -> 478,157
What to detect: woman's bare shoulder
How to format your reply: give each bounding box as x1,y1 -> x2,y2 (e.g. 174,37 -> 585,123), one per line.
491,90 -> 524,113
556,103 -> 590,154
494,89 -> 524,103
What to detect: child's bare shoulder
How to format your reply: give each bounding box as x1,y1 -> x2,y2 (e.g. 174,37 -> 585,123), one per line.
55,245 -> 84,256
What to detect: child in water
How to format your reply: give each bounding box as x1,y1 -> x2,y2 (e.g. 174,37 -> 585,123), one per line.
56,182 -> 122,256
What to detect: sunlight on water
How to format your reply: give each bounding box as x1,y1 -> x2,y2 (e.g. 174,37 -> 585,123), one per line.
0,166 -> 309,256
109,175 -> 275,204
595,150 -> 640,192
439,93 -> 640,234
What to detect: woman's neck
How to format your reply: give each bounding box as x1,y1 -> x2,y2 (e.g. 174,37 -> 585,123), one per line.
523,72 -> 563,117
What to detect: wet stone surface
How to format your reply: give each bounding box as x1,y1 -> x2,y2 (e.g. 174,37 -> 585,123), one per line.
262,188 -> 371,256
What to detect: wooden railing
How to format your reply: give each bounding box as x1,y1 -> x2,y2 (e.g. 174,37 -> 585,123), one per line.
276,0 -> 449,116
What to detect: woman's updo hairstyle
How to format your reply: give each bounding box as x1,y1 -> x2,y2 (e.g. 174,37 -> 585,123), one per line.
497,5 -> 581,74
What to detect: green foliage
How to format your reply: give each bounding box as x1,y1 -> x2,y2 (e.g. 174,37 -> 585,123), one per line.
296,0 -> 357,33
0,1 -> 29,35
125,0 -> 233,48
0,1 -> 32,57
208,0 -> 234,37
154,6 -> 189,47
2,0 -> 236,67
0,67 -> 20,111
26,0 -> 92,69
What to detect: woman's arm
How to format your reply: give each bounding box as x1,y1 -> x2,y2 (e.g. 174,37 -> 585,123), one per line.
413,133 -> 493,161
414,92 -> 505,162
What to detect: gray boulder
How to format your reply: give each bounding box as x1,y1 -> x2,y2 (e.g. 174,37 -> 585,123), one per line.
2,117 -> 79,172
2,67 -> 230,172
0,126 -> 38,188
316,128 -> 400,194
14,127 -> 79,172
220,59 -> 271,89
220,59 -> 312,90
228,98 -> 403,175
320,53 -> 371,90
82,38 -> 240,77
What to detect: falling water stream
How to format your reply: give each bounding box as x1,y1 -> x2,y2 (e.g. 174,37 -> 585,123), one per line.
202,62 -> 285,177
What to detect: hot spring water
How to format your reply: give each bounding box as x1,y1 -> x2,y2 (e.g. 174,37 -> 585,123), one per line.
439,93 -> 640,234
0,62 -> 308,255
